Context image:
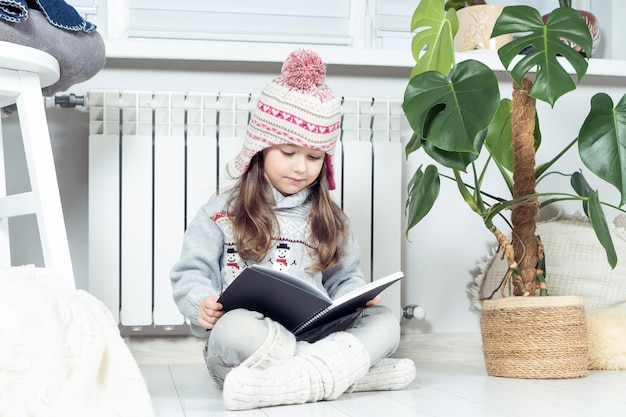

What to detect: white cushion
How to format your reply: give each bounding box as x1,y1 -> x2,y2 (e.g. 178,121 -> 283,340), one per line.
472,212 -> 626,312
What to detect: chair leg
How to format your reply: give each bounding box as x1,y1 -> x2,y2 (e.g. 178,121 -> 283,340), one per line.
0,116 -> 10,267
15,70 -> 74,288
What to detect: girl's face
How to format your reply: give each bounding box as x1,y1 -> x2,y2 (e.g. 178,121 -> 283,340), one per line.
262,144 -> 326,196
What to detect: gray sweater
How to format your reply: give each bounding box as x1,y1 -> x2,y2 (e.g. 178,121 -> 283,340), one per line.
170,186 -> 366,336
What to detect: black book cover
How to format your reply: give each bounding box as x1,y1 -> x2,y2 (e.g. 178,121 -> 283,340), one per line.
218,265 -> 330,332
218,264 -> 403,335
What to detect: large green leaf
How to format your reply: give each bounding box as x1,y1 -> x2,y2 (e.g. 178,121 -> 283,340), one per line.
588,191 -> 618,268
422,129 -> 485,171
492,6 -> 592,106
409,0 -> 458,77
403,60 -> 500,155
578,93 -> 626,206
406,164 -> 441,233
570,173 -> 619,267
485,99 -> 513,172
405,132 -> 423,157
570,170 -> 594,216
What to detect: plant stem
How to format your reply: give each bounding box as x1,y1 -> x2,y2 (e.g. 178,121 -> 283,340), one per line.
559,0 -> 572,8
535,137 -> 578,181
439,172 -> 507,204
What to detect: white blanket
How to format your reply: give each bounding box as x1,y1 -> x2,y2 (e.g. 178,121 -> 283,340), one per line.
0,265 -> 155,417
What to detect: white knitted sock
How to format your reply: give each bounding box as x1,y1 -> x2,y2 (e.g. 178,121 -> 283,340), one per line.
348,358 -> 416,393
223,332 -> 370,411
240,320 -> 296,369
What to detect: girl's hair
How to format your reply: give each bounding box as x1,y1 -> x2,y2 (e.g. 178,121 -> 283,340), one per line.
228,152 -> 347,271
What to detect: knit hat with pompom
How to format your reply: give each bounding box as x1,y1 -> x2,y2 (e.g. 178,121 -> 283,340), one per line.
225,49 -> 341,189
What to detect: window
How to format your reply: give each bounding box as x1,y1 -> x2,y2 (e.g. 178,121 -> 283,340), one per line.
65,0 -> 618,63
127,0 -> 356,45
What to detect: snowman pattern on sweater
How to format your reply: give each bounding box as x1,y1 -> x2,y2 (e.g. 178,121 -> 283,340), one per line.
224,247 -> 242,281
212,210 -> 310,286
272,242 -> 292,272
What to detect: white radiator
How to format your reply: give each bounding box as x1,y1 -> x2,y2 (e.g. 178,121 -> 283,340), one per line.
87,90 -> 406,329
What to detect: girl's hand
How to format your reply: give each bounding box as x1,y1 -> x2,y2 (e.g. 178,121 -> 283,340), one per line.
366,295 -> 382,307
357,295 -> 382,311
198,296 -> 224,330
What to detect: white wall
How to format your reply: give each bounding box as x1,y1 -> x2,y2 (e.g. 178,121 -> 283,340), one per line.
3,55 -> 625,334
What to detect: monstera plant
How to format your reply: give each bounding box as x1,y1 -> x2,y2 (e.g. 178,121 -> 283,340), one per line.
403,0 -> 626,297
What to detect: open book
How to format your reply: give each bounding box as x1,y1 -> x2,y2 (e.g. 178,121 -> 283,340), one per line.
217,264 -> 403,338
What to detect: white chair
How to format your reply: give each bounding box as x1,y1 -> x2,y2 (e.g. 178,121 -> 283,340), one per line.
0,41 -> 74,289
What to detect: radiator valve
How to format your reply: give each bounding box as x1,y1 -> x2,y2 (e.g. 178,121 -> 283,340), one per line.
54,93 -> 86,108
402,304 -> 426,320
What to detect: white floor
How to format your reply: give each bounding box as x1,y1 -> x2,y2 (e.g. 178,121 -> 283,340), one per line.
126,333 -> 626,417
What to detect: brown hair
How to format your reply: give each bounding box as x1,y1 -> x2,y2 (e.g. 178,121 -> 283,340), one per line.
228,152 -> 346,271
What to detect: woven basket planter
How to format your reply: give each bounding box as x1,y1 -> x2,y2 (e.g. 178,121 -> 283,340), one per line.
480,295 -> 588,379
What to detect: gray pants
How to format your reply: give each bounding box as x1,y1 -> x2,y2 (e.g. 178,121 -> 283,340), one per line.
204,306 -> 400,387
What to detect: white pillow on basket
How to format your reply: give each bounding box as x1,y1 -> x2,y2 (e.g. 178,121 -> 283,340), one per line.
471,212 -> 626,311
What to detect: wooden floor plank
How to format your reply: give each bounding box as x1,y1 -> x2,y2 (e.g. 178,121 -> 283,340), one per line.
169,364 -> 266,417
328,390 -> 433,417
138,365 -> 185,417
261,400 -> 352,417
381,382 -> 518,417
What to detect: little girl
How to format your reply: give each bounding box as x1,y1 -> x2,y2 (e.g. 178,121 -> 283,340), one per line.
170,49 -> 415,411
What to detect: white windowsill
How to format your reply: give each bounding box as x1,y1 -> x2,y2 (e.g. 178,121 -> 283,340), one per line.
104,39 -> 414,67
104,39 -> 626,78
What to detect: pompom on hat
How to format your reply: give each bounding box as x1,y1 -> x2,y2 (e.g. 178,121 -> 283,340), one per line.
225,49 -> 341,189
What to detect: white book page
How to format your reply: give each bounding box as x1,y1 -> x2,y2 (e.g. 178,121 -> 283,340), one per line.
330,271 -> 404,309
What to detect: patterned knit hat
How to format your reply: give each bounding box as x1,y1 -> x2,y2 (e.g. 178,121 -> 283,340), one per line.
225,49 -> 341,189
